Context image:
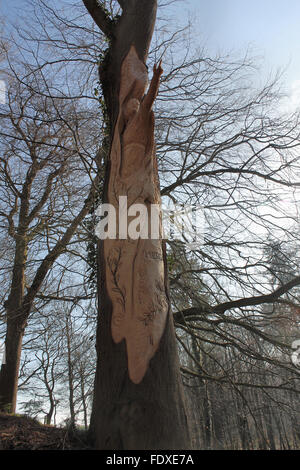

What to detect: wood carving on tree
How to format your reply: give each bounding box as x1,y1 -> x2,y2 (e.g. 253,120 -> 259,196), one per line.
104,46 -> 168,384
84,0 -> 191,450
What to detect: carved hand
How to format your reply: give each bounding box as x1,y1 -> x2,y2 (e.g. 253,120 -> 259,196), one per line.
153,60 -> 163,78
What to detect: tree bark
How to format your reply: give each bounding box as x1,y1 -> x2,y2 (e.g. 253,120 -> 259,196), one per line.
0,313 -> 25,413
0,230 -> 28,413
66,314 -> 76,428
45,399 -> 55,425
79,367 -> 88,430
191,337 -> 212,449
85,0 -> 191,449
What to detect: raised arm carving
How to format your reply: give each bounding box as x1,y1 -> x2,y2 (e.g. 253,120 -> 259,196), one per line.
103,46 -> 168,384
142,60 -> 163,111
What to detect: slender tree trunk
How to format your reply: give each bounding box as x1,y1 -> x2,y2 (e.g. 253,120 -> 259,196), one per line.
264,404 -> 276,450
66,314 -> 76,428
251,388 -> 268,449
43,359 -> 56,426
79,367 -> 88,430
84,0 -> 191,449
45,398 -> 55,425
191,337 -> 212,449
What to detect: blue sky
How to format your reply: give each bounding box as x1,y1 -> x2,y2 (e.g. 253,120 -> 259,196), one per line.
185,0 -> 300,87
2,0 -> 300,88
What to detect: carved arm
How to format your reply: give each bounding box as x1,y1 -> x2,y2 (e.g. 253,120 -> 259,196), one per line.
142,60 -> 163,111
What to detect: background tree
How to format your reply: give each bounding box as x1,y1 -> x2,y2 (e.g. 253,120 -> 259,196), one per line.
0,50 -> 100,412
18,302 -> 96,427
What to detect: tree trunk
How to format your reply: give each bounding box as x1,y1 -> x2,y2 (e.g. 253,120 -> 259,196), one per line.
45,399 -> 55,425
191,337 -> 212,449
84,0 -> 191,449
79,368 -> 88,430
66,314 -> 76,428
90,306 -> 190,449
0,232 -> 27,413
0,314 -> 25,413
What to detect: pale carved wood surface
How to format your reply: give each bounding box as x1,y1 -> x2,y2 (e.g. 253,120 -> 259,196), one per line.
104,46 -> 168,384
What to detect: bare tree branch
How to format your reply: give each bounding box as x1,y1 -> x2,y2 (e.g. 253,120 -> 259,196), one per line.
174,275 -> 300,321
82,0 -> 114,37
214,275 -> 300,314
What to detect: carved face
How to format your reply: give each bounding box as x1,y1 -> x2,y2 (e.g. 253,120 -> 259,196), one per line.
124,98 -> 140,123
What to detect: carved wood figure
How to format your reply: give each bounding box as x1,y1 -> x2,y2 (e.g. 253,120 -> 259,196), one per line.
104,46 -> 168,384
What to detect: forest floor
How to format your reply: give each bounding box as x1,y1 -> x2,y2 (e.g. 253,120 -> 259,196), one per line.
0,413 -> 91,450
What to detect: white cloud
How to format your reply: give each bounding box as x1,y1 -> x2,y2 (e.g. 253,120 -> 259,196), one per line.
0,79 -> 6,104
281,79 -> 300,113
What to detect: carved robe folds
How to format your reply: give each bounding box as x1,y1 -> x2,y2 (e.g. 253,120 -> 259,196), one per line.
104,46 -> 168,384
